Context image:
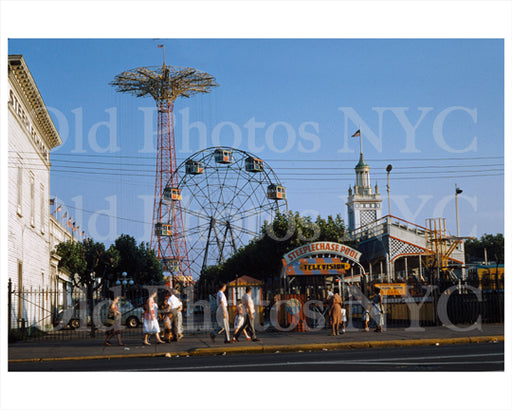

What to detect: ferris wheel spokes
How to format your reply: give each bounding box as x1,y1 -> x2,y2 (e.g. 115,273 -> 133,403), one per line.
159,147 -> 288,278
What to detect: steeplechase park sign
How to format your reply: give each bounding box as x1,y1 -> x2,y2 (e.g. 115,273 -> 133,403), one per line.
283,242 -> 362,265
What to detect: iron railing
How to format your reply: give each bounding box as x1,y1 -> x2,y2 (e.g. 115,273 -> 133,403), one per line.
8,278 -> 504,341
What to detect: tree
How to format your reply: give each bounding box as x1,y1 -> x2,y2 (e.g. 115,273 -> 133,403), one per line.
56,238 -> 119,336
136,241 -> 164,285
465,233 -> 504,265
110,234 -> 164,286
196,211 -> 351,292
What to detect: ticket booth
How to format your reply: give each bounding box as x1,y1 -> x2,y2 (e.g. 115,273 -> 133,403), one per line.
226,275 -> 264,324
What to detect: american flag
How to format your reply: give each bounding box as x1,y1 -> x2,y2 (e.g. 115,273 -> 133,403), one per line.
351,129 -> 361,138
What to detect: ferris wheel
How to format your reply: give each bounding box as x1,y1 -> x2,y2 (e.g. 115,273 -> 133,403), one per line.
155,147 -> 288,279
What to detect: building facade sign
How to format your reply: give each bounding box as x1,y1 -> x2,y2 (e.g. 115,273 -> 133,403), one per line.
8,87 -> 50,162
286,257 -> 351,276
374,283 -> 407,296
283,241 -> 362,266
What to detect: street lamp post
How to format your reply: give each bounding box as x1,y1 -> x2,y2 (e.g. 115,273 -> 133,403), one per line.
115,272 -> 134,296
386,164 -> 392,217
455,185 -> 463,237
455,185 -> 464,280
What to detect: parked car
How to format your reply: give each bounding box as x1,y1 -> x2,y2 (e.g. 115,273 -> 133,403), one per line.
117,299 -> 144,328
54,302 -> 88,329
55,299 -> 144,329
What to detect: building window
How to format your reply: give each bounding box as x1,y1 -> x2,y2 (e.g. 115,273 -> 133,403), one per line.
40,184 -> 45,234
17,166 -> 22,216
30,174 -> 35,226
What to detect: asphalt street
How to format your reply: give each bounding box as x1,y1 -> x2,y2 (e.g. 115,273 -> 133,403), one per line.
9,341 -> 504,372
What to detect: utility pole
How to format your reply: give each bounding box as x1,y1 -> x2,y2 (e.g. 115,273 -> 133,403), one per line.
386,164 -> 392,217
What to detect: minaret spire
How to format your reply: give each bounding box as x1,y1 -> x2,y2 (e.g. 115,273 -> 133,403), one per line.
346,132 -> 382,231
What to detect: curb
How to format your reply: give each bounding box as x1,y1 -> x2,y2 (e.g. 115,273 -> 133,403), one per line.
8,335 -> 504,364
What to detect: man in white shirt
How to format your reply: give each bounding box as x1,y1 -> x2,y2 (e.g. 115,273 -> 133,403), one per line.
210,283 -> 231,343
168,289 -> 183,341
235,287 -> 260,342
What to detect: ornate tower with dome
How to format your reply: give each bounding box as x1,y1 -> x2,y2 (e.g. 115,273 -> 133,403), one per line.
346,152 -> 383,231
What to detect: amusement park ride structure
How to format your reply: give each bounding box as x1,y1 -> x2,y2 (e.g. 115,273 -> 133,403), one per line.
424,217 -> 471,281
111,46 -> 218,278
161,146 -> 288,278
111,48 -> 287,280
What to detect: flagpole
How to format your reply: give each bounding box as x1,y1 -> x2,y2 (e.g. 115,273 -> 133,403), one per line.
158,44 -> 165,66
359,125 -> 363,155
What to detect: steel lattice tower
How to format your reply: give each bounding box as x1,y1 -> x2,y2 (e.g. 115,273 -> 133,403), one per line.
111,56 -> 218,278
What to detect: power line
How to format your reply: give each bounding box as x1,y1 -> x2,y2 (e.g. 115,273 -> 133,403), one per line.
9,150 -> 504,162
282,173 -> 503,181
61,203 -> 152,225
12,155 -> 505,170
8,164 -> 503,181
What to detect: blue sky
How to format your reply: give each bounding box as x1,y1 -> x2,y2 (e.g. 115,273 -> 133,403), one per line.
8,39 -> 504,244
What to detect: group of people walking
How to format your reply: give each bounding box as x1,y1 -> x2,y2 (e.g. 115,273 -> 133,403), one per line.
210,283 -> 261,344
103,288 -> 184,347
326,286 -> 384,335
104,283 -> 385,347
142,289 -> 184,345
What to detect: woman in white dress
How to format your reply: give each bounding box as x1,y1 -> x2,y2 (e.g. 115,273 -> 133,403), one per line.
143,291 -> 164,345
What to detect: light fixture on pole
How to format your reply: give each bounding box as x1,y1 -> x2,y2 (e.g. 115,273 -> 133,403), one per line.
386,164 -> 392,217
455,186 -> 463,237
115,272 -> 134,295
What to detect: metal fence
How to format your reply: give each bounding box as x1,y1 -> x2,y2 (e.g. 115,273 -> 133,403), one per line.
8,278 -> 504,342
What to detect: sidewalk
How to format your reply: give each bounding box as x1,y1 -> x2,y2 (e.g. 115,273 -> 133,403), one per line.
8,323 -> 504,363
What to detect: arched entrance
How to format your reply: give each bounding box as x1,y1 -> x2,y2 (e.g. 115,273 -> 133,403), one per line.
281,241 -> 366,299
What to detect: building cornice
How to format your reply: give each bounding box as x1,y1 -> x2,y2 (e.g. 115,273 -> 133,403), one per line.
8,55 -> 62,150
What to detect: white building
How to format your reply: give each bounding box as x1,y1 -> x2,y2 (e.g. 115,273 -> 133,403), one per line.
346,152 -> 383,231
49,214 -> 75,310
346,151 -> 464,282
8,54 -> 66,328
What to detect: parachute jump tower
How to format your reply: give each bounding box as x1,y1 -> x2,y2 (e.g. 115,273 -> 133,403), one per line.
111,48 -> 218,278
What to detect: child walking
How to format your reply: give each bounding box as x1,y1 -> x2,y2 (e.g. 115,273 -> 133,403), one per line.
232,299 -> 250,341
